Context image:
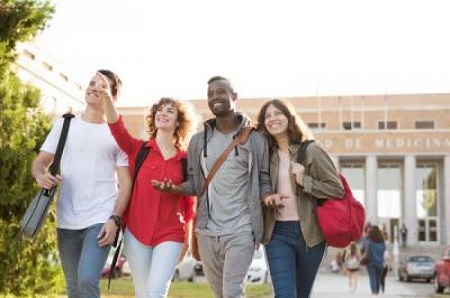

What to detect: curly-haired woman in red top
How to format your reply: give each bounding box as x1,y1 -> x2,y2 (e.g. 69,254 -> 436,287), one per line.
98,72 -> 197,297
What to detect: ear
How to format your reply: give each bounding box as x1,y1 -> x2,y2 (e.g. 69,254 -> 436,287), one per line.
232,92 -> 238,102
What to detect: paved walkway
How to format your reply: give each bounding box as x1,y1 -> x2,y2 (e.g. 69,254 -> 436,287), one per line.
311,272 -> 435,298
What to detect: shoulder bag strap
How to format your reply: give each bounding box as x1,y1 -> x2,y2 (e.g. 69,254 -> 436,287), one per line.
44,113 -> 74,196
198,126 -> 253,198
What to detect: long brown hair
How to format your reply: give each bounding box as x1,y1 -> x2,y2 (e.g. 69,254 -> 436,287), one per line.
368,225 -> 385,243
255,99 -> 313,149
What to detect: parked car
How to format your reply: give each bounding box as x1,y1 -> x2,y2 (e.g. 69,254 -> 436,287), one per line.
398,255 -> 435,282
172,253 -> 202,282
101,255 -> 128,278
245,247 -> 270,284
434,246 -> 450,293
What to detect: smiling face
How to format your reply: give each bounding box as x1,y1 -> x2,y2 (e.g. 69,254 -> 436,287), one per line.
154,102 -> 178,132
263,103 -> 289,138
207,79 -> 237,117
85,73 -> 106,105
85,70 -> 121,106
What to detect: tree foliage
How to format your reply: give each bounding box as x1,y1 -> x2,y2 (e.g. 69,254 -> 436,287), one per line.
0,1 -> 64,296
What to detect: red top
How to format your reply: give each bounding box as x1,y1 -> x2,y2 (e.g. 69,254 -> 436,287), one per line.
109,116 -> 195,246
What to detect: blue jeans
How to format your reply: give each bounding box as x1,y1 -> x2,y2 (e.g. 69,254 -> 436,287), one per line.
266,221 -> 326,298
123,228 -> 182,298
57,223 -> 111,298
367,263 -> 383,294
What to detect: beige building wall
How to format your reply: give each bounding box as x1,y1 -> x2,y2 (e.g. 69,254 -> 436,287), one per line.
13,41 -> 85,115
118,93 -> 450,246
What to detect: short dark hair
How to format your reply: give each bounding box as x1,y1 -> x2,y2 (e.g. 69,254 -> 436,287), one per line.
98,69 -> 122,97
207,75 -> 234,92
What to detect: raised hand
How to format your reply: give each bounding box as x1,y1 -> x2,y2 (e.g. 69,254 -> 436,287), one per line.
96,72 -> 113,102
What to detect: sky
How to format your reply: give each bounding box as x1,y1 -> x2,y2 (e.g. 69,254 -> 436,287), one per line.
36,0 -> 450,107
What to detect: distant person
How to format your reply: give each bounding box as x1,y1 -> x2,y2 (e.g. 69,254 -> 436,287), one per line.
400,224 -> 408,247
381,248 -> 393,293
152,75 -> 272,298
359,222 -> 372,254
345,242 -> 361,293
363,225 -> 386,297
255,99 -> 344,298
381,223 -> 389,242
99,73 -> 197,298
32,70 -> 132,298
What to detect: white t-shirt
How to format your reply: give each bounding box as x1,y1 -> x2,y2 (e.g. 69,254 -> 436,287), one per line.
41,116 -> 128,229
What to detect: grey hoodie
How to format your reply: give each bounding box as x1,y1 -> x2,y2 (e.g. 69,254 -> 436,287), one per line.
180,112 -> 272,245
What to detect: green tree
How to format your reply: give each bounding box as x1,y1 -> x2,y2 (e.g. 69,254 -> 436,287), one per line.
0,1 -> 64,296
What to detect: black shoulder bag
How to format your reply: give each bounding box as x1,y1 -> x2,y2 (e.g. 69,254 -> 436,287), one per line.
20,113 -> 75,241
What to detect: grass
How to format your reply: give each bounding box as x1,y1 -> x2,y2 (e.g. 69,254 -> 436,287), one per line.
99,278 -> 273,298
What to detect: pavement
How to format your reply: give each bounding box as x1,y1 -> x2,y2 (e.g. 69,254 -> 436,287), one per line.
311,272 -> 436,298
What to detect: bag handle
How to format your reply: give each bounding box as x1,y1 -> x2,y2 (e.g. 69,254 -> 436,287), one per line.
198,125 -> 253,198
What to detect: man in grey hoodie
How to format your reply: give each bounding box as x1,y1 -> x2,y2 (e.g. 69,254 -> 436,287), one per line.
153,76 -> 272,298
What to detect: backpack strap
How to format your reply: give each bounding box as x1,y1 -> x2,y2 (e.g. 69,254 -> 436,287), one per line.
133,142 -> 151,182
109,142 -> 149,289
108,141 -> 188,288
133,142 -> 187,181
296,140 -> 315,166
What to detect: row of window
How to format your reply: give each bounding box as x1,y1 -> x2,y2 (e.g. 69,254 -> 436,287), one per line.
22,49 -> 82,91
307,120 -> 435,131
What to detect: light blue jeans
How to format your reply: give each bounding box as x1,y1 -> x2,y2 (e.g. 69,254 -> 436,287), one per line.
57,223 -> 111,298
123,228 -> 182,298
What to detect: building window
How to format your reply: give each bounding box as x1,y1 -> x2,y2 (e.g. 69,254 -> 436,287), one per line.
308,122 -> 327,130
23,50 -> 35,60
416,163 -> 439,242
378,121 -> 398,130
59,73 -> 69,82
342,121 -> 361,130
340,163 -> 365,206
415,120 -> 434,129
377,164 -> 402,220
42,62 -> 53,72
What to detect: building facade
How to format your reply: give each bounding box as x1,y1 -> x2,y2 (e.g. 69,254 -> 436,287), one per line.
118,93 -> 450,246
13,41 -> 85,115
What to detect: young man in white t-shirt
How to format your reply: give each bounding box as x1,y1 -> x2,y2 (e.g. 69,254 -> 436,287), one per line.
32,70 -> 132,298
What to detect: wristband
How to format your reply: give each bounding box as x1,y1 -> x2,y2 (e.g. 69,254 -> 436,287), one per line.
109,215 -> 122,227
